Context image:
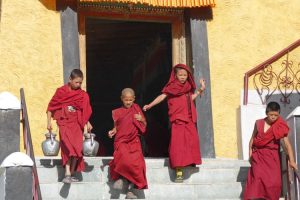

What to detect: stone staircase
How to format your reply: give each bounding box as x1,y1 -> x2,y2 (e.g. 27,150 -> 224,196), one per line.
36,157 -> 250,200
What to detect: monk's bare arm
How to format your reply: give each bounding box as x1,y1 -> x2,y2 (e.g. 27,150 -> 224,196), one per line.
283,137 -> 298,170
191,89 -> 204,101
47,111 -> 52,131
192,78 -> 206,101
249,123 -> 257,160
108,123 -> 117,138
143,94 -> 167,111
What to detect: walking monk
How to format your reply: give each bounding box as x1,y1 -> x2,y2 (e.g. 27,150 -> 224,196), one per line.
47,69 -> 93,184
143,63 -> 205,182
108,88 -> 148,199
244,101 -> 298,199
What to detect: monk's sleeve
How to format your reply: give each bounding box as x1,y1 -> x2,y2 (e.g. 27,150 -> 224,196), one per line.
82,92 -> 92,125
112,109 -> 119,122
133,105 -> 146,134
273,117 -> 289,140
47,88 -> 61,112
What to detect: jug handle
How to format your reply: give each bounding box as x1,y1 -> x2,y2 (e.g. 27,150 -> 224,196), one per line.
91,133 -> 94,146
49,131 -> 54,145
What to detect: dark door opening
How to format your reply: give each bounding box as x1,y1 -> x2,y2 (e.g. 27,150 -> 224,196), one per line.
86,18 -> 172,157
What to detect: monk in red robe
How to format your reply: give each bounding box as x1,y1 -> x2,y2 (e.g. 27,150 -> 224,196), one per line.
108,88 -> 148,199
47,69 -> 92,184
143,64 -> 205,182
244,101 -> 297,200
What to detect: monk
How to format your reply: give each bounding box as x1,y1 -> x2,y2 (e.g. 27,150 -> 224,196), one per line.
244,101 -> 298,199
47,69 -> 93,184
108,88 -> 148,199
143,64 -> 205,182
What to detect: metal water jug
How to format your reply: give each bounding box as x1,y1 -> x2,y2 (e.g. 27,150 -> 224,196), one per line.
42,132 -> 60,156
83,133 -> 99,156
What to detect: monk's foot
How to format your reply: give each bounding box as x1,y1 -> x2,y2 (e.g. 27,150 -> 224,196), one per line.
71,176 -> 80,182
113,178 -> 124,190
62,175 -> 72,184
125,191 -> 138,199
175,167 -> 184,183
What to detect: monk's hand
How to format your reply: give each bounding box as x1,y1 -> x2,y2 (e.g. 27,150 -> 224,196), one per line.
47,122 -> 52,132
87,121 -> 93,132
134,113 -> 143,121
143,105 -> 151,111
199,78 -> 206,91
290,161 -> 298,171
108,129 -> 116,138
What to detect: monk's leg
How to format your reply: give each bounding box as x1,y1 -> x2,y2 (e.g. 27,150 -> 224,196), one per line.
65,159 -> 71,176
69,157 -> 80,182
113,177 -> 126,190
70,157 -> 77,174
62,159 -> 72,184
126,182 -> 138,199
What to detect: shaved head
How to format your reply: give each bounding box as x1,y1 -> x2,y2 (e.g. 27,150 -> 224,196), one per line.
121,88 -> 135,97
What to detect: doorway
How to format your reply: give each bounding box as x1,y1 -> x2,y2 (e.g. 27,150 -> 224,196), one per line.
86,18 -> 172,157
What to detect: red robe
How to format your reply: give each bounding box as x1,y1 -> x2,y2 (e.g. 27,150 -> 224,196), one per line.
162,64 -> 202,168
47,85 -> 92,172
109,103 -> 148,189
244,117 -> 289,200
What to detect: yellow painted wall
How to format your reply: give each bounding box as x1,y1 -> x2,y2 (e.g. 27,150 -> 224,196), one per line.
0,0 -> 63,155
207,0 -> 300,158
1,0 -> 299,158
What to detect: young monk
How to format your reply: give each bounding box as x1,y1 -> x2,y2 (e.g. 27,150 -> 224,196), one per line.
244,101 -> 298,200
143,63 -> 205,182
47,69 -> 93,184
108,88 -> 148,199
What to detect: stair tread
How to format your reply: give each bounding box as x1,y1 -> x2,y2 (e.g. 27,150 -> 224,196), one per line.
37,158 -> 248,199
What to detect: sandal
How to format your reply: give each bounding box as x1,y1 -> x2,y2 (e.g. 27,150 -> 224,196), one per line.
62,175 -> 72,184
71,176 -> 80,182
125,191 -> 138,199
175,168 -> 184,183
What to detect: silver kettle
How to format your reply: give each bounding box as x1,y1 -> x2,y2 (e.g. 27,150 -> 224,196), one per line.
42,132 -> 60,156
83,133 -> 99,157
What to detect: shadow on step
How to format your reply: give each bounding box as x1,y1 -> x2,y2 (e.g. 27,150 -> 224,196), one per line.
59,183 -> 71,198
237,166 -> 249,198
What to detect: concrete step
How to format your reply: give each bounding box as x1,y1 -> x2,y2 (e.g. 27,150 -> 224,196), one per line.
40,182 -> 245,200
36,157 -> 249,169
36,157 -> 249,184
36,157 -> 250,199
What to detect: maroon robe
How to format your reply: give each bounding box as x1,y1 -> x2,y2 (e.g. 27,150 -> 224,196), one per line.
47,85 -> 92,172
109,103 -> 148,189
162,64 -> 202,168
244,117 -> 289,200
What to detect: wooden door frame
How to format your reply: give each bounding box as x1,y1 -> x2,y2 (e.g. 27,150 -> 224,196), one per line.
77,4 -> 187,89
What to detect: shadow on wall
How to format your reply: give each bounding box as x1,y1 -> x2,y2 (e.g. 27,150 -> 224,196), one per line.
0,0 -> 2,24
186,7 -> 214,21
39,0 -> 57,11
39,0 -> 77,11
236,106 -> 243,160
267,93 -> 300,119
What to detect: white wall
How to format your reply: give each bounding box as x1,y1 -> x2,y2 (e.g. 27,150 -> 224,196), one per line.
239,90 -> 300,160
